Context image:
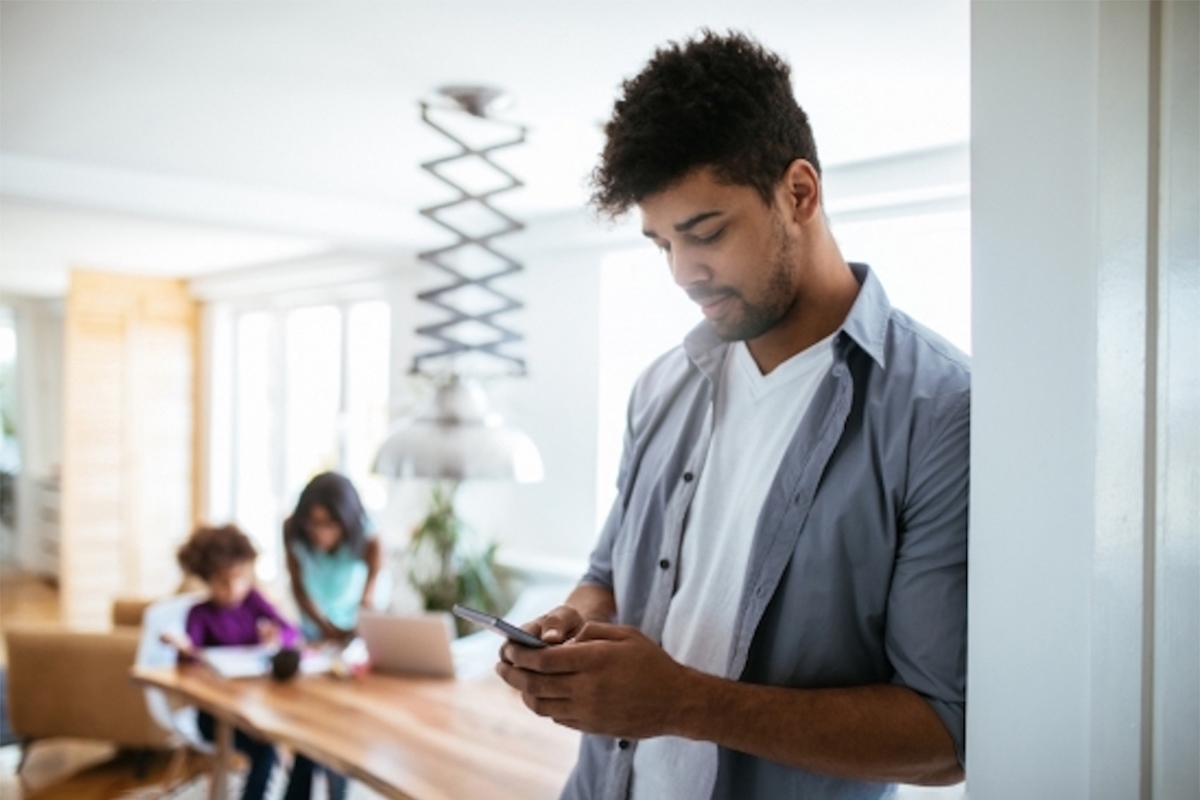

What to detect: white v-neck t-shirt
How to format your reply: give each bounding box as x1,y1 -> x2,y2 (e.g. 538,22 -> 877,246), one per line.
630,333 -> 836,800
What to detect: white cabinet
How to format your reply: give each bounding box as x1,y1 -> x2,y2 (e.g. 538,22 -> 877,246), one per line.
33,477 -> 60,580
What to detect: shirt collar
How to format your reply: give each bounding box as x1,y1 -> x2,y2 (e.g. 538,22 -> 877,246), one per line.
839,262 -> 889,369
683,262 -> 891,378
683,319 -> 726,384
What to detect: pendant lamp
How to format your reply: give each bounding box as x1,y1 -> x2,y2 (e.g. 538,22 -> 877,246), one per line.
373,85 -> 543,483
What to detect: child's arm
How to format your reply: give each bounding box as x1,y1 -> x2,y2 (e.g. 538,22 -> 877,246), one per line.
360,537 -> 383,611
285,545 -> 344,640
174,607 -> 216,668
184,605 -> 210,652
246,588 -> 300,648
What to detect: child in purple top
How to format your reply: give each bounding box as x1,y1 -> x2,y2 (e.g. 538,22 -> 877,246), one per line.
186,586 -> 298,650
177,524 -> 297,800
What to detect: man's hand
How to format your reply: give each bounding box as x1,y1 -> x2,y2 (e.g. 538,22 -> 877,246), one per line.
520,604 -> 588,645
496,621 -> 692,739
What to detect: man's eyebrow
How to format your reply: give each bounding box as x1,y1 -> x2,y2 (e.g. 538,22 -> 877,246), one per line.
642,210 -> 723,239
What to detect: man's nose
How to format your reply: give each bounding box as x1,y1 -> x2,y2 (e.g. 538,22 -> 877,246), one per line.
668,247 -> 709,287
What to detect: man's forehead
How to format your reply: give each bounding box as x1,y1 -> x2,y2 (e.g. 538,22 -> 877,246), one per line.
638,169 -> 757,234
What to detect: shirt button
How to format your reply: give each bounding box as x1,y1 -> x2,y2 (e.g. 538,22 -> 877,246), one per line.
683,472 -> 694,483
659,558 -> 670,570
618,739 -> 631,750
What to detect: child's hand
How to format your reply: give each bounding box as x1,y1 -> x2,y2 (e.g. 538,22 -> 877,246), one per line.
317,622 -> 356,646
160,631 -> 197,659
257,619 -> 282,646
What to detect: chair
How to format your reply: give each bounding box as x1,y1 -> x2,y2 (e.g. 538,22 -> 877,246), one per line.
133,592 -> 214,795
4,613 -> 175,779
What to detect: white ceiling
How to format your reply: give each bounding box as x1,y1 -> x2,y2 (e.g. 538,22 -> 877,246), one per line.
0,0 -> 969,296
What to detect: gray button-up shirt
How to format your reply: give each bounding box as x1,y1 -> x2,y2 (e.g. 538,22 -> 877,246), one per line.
563,264 -> 970,800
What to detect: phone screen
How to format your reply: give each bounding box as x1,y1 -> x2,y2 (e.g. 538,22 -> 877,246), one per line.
451,604 -> 548,648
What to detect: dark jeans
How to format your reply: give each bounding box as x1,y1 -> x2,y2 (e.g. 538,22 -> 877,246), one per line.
283,754 -> 348,800
197,712 -> 276,800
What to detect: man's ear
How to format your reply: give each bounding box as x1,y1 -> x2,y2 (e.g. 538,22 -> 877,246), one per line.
777,158 -> 822,225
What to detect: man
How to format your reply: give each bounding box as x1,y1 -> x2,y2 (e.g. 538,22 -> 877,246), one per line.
497,30 -> 969,800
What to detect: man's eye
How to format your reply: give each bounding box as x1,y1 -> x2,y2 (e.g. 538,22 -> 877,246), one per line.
694,229 -> 724,245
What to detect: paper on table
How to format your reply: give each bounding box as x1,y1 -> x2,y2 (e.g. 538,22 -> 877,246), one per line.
199,645 -> 336,679
200,645 -> 273,678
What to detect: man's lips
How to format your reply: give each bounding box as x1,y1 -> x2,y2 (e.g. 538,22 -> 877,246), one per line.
688,288 -> 736,317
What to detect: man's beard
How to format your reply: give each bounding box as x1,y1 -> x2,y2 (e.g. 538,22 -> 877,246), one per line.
708,223 -> 796,342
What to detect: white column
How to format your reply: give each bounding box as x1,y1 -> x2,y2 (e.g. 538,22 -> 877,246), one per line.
969,2 -> 1199,798
1150,2 -> 1199,796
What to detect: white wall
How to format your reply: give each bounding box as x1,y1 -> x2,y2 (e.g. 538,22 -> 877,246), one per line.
454,213 -> 631,572
969,2 -> 1198,797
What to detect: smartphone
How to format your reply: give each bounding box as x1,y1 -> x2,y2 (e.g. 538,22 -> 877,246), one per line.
451,604 -> 548,648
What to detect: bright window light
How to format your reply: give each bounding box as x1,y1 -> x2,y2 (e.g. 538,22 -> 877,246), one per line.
595,249 -> 700,528
284,305 -> 343,497
234,310 -> 281,577
221,299 -> 391,580
832,209 -> 972,354
344,301 -> 391,512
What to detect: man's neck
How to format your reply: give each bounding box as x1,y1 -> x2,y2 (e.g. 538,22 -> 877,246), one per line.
746,257 -> 860,376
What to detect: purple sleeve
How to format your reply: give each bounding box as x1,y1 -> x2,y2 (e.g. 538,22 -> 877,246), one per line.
184,604 -> 209,653
183,604 -> 222,652
246,588 -> 300,647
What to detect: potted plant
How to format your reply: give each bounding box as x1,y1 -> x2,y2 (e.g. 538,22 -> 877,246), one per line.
405,482 -> 508,634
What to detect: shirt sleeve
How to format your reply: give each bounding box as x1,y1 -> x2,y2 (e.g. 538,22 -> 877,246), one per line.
886,388 -> 970,766
247,588 -> 301,648
184,604 -> 207,653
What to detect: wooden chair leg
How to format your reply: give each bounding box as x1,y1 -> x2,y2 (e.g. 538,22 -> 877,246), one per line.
14,738 -> 33,788
137,746 -> 200,800
132,748 -> 155,779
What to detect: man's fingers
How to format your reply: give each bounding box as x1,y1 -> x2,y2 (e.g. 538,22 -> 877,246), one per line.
535,605 -> 585,644
520,694 -> 576,720
495,662 -> 574,699
504,640 -> 586,673
571,621 -> 632,643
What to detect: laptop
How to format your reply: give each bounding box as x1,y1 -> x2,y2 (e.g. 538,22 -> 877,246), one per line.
357,611 -> 458,678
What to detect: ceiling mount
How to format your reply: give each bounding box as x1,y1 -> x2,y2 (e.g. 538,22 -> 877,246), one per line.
435,85 -> 506,118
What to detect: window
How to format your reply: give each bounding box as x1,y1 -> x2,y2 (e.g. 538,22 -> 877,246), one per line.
595,250 -> 699,528
216,299 -> 391,579
833,209 -> 972,354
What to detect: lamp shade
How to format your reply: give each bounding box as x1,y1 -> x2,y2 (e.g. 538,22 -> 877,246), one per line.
372,376 -> 543,483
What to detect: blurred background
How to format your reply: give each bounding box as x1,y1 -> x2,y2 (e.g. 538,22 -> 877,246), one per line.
0,0 -> 970,627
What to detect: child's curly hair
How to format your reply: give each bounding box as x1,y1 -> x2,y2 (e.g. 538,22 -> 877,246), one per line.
177,524 -> 258,581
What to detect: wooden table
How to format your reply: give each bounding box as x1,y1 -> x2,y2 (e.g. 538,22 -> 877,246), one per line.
131,664 -> 580,800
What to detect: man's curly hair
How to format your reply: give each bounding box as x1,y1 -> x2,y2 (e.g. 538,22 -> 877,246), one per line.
177,523 -> 258,581
591,30 -> 820,218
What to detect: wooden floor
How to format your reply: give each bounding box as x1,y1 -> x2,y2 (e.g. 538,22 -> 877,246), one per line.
9,746 -> 210,800
0,570 -> 207,800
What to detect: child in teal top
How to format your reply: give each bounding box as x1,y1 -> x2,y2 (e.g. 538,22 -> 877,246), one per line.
284,471 -> 388,643
282,472 -> 388,800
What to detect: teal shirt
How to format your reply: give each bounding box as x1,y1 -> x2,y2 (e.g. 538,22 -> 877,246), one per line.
291,531 -> 388,640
